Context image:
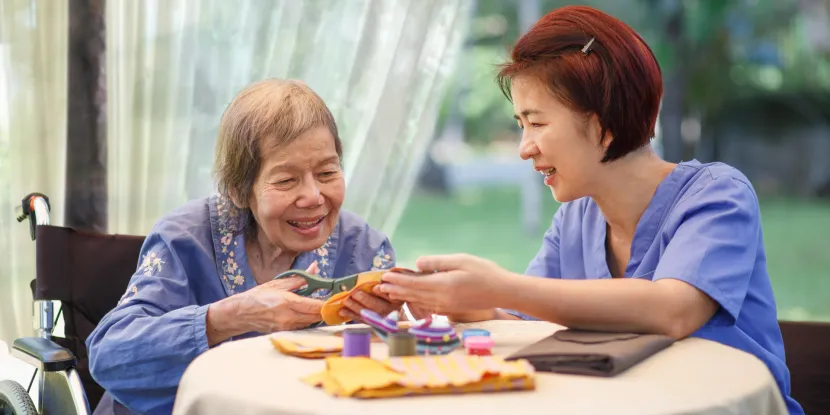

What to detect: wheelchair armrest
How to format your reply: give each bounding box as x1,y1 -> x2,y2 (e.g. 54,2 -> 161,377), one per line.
12,336 -> 77,372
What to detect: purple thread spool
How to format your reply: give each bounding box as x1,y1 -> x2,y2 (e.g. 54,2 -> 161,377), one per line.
342,328 -> 371,357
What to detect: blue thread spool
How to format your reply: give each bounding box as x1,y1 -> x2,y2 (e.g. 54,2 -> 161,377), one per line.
461,329 -> 491,341
342,328 -> 371,357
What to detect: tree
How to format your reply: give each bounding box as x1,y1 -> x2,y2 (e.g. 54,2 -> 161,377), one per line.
637,0 -> 800,161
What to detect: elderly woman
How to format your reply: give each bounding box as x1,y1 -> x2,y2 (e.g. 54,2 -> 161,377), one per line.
87,79 -> 400,415
381,6 -> 802,415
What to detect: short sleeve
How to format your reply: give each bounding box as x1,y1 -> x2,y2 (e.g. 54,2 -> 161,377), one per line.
525,207 -> 564,278
654,177 -> 760,326
502,208 -> 564,320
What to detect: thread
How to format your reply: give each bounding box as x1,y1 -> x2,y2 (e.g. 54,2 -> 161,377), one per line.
388,332 -> 417,357
342,328 -> 371,357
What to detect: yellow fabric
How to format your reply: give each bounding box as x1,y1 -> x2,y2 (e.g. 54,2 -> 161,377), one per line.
302,355 -> 536,398
320,271 -> 385,325
269,335 -> 343,359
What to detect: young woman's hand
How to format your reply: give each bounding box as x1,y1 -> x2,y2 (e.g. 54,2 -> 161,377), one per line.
378,254 -> 513,316
337,286 -> 403,322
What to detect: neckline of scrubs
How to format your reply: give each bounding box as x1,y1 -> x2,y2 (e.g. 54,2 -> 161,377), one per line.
594,160 -> 697,278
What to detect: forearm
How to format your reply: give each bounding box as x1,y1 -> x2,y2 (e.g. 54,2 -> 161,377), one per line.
86,304 -> 211,414
437,308 -> 520,323
494,308 -> 522,320
497,274 -> 685,337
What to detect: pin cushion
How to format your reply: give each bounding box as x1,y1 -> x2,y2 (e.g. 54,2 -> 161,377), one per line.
360,309 -> 461,355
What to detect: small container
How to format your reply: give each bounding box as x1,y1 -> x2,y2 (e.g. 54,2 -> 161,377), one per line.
461,329 -> 491,341
388,332 -> 417,357
464,336 -> 494,356
342,328 -> 372,357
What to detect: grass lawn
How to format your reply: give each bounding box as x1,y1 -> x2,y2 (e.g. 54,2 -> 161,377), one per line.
392,186 -> 830,322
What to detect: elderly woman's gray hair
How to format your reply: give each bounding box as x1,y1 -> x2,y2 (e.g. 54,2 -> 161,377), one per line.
213,79 -> 342,208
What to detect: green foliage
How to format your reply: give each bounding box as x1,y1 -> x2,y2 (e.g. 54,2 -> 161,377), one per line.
459,45 -> 516,145
443,0 -> 828,145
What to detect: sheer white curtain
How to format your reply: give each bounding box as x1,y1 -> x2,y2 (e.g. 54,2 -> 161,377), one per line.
107,0 -> 472,237
0,0 -> 68,344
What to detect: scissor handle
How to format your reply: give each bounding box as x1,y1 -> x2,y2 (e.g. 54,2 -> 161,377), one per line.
273,270 -> 335,297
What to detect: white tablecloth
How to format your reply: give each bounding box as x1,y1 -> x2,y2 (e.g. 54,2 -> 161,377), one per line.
173,320 -> 788,415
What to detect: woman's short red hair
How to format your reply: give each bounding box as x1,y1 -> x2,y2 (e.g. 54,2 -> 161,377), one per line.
498,5 -> 663,162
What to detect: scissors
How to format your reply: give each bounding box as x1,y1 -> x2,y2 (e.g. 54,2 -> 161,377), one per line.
272,269 -> 384,299
272,267 -> 431,299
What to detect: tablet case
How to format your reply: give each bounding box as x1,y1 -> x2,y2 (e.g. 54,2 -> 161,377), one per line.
504,329 -> 675,376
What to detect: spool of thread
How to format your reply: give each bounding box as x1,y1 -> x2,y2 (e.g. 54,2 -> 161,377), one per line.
388,332 -> 417,357
464,336 -> 494,356
461,329 -> 490,341
342,328 -> 371,357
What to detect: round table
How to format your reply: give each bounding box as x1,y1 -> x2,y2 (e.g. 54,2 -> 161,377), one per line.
172,320 -> 788,415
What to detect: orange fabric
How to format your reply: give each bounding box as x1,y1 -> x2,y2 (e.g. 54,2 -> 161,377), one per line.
320,271 -> 385,325
301,355 -> 536,398
269,335 -> 344,359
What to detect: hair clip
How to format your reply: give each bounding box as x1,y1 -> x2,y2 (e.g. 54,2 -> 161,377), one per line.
581,37 -> 596,55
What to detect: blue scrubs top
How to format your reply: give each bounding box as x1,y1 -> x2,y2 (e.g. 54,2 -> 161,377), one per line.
508,160 -> 802,415
86,194 -> 395,415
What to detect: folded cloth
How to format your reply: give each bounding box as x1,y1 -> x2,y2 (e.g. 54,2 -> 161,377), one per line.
270,334 -> 344,359
504,329 -> 674,377
302,355 -> 536,398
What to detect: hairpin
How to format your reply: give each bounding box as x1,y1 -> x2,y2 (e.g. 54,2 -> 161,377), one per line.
581,37 -> 596,55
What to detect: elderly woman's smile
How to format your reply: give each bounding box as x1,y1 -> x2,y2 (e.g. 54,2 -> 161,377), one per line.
286,216 -> 326,232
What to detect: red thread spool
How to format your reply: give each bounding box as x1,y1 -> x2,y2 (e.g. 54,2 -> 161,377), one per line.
464,336 -> 494,356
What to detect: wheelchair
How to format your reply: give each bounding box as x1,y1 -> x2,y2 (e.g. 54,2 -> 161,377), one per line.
0,193 -> 145,415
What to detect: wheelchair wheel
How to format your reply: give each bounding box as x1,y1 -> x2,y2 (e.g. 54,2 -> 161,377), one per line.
0,380 -> 37,415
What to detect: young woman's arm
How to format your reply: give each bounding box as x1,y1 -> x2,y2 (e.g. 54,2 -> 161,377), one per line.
497,176 -> 759,339
383,176 -> 759,340
499,277 -> 718,339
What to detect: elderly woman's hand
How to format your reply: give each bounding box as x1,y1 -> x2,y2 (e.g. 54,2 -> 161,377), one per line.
238,277 -> 326,333
336,285 -> 404,322
378,254 -> 512,320
207,273 -> 324,345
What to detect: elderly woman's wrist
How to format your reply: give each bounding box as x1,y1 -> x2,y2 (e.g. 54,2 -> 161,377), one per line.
206,296 -> 248,346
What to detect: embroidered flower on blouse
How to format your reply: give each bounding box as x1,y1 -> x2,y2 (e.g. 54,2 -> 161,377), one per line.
118,285 -> 139,306
214,197 -> 247,294
371,246 -> 394,270
315,241 -> 329,257
312,239 -> 333,278
138,251 -> 165,276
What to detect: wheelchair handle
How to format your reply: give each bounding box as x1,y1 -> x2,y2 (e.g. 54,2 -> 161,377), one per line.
17,193 -> 51,241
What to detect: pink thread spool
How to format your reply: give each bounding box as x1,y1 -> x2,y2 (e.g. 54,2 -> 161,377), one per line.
464,336 -> 494,356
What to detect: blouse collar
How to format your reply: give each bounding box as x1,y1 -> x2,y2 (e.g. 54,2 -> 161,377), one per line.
207,194 -> 339,296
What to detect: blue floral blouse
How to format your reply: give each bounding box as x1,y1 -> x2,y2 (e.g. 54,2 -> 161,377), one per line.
85,194 -> 395,415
